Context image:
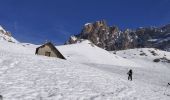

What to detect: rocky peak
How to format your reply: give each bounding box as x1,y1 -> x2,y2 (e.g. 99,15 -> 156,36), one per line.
81,20 -> 110,48
66,20 -> 170,51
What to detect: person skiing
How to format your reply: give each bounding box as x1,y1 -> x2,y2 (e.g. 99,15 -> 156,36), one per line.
127,69 -> 133,81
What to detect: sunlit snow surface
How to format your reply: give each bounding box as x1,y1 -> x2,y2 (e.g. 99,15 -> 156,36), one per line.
0,40 -> 170,100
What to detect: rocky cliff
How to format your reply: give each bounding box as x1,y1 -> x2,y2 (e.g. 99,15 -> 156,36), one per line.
66,20 -> 170,51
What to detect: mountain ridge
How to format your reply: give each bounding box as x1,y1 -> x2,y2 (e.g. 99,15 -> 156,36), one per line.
66,20 -> 170,51
0,25 -> 18,43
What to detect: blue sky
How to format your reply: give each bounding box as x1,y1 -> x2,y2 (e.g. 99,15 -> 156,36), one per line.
0,0 -> 170,44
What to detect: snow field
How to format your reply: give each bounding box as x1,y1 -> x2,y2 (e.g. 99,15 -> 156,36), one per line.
0,50 -> 138,100
0,40 -> 170,99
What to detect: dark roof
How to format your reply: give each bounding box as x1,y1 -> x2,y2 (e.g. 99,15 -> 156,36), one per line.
36,42 -> 66,59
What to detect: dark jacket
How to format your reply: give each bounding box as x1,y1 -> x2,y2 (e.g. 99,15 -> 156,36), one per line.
127,70 -> 133,75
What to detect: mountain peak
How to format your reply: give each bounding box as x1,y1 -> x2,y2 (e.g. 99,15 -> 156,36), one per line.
66,20 -> 170,51
0,25 -> 18,43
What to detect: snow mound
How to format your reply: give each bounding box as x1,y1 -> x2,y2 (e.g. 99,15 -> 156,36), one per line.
57,40 -> 141,67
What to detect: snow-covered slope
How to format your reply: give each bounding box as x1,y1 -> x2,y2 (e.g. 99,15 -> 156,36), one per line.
0,41 -> 141,100
0,25 -> 18,43
0,50 -> 138,100
114,48 -> 170,68
0,41 -> 34,54
0,41 -> 170,100
57,40 -> 141,67
110,48 -> 170,94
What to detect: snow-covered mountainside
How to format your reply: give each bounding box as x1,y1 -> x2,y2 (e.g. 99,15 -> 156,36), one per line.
0,41 -> 170,100
114,48 -> 170,72
58,40 -> 140,67
0,25 -> 18,43
66,20 -> 170,51
115,48 -> 170,65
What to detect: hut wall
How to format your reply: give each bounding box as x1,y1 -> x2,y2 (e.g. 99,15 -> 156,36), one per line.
37,45 -> 58,57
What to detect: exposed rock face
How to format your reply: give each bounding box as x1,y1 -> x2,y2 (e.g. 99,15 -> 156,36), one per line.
66,20 -> 170,51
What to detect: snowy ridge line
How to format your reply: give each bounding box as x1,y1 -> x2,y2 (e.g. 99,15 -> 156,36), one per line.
0,25 -> 18,43
57,40 -> 142,67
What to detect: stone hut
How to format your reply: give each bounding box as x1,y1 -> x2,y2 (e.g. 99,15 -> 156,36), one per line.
35,42 -> 65,59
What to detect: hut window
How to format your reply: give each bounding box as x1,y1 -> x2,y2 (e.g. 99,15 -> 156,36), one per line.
45,52 -> 51,57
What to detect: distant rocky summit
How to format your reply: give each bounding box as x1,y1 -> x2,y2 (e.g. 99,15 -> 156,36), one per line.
66,20 -> 170,51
